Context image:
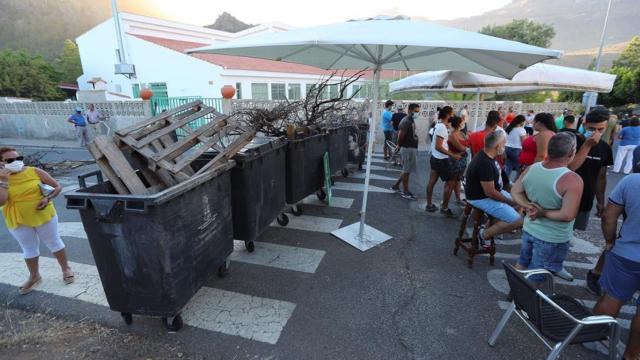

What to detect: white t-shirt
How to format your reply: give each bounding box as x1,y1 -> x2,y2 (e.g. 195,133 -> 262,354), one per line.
506,127 -> 527,149
525,114 -> 535,127
430,122 -> 450,159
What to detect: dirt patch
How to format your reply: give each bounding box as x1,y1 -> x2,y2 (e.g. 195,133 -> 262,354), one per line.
0,307 -> 203,360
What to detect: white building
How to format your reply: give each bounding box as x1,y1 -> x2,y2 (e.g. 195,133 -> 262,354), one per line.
76,12 -> 386,102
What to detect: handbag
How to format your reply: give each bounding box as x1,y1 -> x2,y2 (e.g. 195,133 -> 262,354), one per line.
39,183 -> 55,197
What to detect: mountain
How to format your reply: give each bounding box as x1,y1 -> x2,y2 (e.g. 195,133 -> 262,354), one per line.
436,0 -> 639,69
205,12 -> 255,33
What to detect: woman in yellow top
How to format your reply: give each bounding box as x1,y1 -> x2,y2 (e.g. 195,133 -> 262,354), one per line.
0,147 -> 74,295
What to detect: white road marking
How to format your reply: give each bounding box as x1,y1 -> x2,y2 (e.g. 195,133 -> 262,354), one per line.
495,239 -> 521,246
0,252 -> 295,344
301,195 -> 354,209
332,182 -> 395,194
579,300 -> 637,315
570,237 -> 602,255
350,172 -> 397,181
271,215 -> 342,233
489,252 -> 596,270
231,240 -> 325,274
364,165 -> 402,172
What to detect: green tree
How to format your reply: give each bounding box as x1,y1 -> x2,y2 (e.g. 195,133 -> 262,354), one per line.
0,49 -> 65,100
55,39 -> 82,83
480,19 -> 555,48
600,38 -> 640,107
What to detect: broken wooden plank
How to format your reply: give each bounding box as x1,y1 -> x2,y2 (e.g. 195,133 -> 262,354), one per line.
194,129 -> 256,176
151,117 -> 227,163
129,107 -> 218,149
93,136 -> 149,195
87,141 -> 130,195
116,100 -> 203,136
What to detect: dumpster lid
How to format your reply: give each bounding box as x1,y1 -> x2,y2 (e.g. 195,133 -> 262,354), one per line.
236,136 -> 287,156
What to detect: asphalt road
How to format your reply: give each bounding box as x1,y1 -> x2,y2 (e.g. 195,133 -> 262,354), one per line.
0,148 -> 626,359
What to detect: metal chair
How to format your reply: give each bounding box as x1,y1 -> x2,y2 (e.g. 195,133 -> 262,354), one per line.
385,140 -> 401,166
488,262 -> 620,360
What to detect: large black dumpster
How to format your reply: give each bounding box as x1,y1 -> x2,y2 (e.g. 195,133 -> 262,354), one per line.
285,133 -> 329,208
326,126 -> 351,177
193,137 -> 289,252
65,163 -> 235,331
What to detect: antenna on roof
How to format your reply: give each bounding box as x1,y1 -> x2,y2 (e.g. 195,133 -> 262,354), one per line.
111,0 -> 136,79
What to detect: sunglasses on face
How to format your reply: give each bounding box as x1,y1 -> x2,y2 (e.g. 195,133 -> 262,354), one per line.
2,156 -> 24,164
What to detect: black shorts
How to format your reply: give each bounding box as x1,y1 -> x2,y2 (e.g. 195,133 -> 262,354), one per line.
430,156 -> 452,181
384,131 -> 393,142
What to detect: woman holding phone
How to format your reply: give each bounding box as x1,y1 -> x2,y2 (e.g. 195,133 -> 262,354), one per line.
0,147 -> 73,295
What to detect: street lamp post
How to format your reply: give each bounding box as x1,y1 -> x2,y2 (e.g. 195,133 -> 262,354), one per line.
585,0 -> 613,113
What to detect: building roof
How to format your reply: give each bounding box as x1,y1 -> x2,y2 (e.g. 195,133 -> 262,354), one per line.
133,34 -> 405,79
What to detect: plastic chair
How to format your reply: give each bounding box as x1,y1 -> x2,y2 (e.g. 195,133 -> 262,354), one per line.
488,262 -> 620,360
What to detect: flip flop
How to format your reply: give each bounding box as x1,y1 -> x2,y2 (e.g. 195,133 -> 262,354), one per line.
19,277 -> 42,295
63,271 -> 75,285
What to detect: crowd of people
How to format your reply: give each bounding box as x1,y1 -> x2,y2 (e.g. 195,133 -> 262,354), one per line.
385,102 -> 640,358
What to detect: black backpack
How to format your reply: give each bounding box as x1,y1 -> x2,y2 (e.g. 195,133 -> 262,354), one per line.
391,112 -> 405,131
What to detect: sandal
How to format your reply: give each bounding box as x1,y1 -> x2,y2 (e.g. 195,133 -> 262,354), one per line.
19,276 -> 42,295
425,204 -> 438,212
63,269 -> 75,285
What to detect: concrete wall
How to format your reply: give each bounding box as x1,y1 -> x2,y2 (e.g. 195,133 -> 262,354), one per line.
0,101 -> 151,141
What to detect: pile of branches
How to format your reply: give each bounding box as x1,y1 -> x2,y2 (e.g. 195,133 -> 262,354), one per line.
230,69 -> 366,137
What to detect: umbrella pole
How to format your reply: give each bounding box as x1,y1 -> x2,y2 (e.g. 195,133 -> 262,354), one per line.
358,66 -> 381,238
331,65 -> 391,251
474,87 -> 480,131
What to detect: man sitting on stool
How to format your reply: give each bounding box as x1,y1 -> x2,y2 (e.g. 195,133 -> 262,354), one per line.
465,130 -> 523,248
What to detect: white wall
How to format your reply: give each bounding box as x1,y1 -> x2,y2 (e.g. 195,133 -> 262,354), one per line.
77,18 -> 224,99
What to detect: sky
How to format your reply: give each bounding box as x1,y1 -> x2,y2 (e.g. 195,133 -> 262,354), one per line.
149,0 -> 513,27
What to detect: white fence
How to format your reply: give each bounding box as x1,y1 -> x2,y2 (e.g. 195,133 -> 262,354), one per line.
0,101 -> 151,141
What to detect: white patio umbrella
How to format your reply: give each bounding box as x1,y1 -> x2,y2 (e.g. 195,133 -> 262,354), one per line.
188,16 -> 562,251
390,63 -> 616,129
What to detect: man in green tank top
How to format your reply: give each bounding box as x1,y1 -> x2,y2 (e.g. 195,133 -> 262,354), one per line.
511,132 -> 584,281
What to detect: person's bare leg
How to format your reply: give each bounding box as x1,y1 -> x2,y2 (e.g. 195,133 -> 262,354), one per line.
441,180 -> 456,209
402,174 -> 410,193
52,249 -> 72,274
591,251 -> 607,276
23,257 -> 41,287
394,174 -> 403,189
624,309 -> 640,359
483,219 -> 523,239
454,180 -> 462,201
426,171 -> 439,206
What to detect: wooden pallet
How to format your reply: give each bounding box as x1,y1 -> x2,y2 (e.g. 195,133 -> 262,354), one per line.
86,100 -> 256,194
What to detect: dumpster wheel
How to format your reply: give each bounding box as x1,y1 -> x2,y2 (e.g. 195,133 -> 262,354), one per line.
316,189 -> 327,201
218,260 -> 230,278
277,213 -> 289,226
121,312 -> 132,325
245,241 -> 255,252
162,314 -> 183,332
341,168 -> 349,178
291,205 -> 303,216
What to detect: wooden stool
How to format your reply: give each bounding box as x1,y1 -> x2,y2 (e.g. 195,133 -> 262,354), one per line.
454,201 -> 496,268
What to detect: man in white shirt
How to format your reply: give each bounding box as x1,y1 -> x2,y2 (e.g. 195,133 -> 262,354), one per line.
86,104 -> 106,138
524,110 -> 535,135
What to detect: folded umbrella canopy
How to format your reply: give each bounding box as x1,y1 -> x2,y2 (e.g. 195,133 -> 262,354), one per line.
389,63 -> 616,129
188,16 -> 563,251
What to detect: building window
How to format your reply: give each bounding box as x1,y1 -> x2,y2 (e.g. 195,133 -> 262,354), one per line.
327,84 -> 339,99
235,82 -> 242,99
352,84 -> 370,99
271,83 -> 286,100
305,84 -> 316,98
288,84 -> 301,100
251,83 -> 269,100
132,84 -> 140,98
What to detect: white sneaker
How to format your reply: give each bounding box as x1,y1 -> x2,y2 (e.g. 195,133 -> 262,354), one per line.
554,268 -> 574,282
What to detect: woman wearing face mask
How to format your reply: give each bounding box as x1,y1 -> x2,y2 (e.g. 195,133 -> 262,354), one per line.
0,147 -> 73,295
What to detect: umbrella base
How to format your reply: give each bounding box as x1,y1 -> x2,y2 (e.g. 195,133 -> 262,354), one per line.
331,222 -> 392,251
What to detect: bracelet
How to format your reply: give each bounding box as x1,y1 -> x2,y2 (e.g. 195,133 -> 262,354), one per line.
0,181 -> 8,189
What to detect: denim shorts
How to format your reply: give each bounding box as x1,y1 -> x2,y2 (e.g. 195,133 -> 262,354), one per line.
517,231 -> 570,281
467,190 -> 521,224
599,251 -> 640,305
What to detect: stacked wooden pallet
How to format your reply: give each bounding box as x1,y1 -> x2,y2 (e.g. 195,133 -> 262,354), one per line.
88,100 -> 255,195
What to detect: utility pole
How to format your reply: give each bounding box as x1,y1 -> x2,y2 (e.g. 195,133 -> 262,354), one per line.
585,0 -> 613,113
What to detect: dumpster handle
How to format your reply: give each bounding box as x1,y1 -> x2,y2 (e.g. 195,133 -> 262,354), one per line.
78,170 -> 104,189
125,200 -> 148,214
66,197 -> 88,210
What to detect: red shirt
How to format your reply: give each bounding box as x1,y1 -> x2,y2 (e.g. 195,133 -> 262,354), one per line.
505,112 -> 516,124
468,130 -> 487,156
520,136 -> 537,166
